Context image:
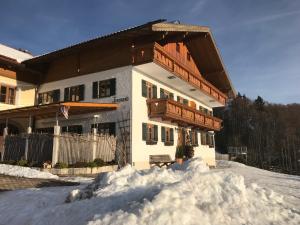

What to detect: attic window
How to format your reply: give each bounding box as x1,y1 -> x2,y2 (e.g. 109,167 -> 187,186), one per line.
176,43 -> 180,53
187,52 -> 191,61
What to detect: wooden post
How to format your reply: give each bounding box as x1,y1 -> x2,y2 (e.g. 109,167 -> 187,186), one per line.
52,125 -> 61,167
24,116 -> 32,161
1,127 -> 8,161
92,128 -> 97,161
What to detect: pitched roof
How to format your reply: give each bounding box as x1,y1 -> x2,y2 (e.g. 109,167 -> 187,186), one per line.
23,19 -> 235,96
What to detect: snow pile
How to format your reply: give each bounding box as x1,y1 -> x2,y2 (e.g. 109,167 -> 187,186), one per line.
0,158 -> 299,225
0,164 -> 58,179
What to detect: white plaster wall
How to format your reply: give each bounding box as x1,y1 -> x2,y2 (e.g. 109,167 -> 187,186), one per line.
0,75 -> 36,111
131,68 -> 216,169
36,66 -> 132,135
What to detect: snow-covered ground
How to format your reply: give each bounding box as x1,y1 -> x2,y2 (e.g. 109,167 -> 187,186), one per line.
0,158 -> 299,225
0,164 -> 58,179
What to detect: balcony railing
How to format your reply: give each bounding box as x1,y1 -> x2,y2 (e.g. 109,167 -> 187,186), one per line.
147,98 -> 222,131
152,43 -> 227,105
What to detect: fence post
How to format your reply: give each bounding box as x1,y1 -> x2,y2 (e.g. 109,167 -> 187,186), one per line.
92,128 -> 97,161
52,125 -> 61,167
24,126 -> 32,161
1,127 -> 8,161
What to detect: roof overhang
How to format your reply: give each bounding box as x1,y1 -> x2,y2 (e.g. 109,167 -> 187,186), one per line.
0,102 -> 118,120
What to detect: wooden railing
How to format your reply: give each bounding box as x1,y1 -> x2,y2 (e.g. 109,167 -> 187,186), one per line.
147,98 -> 222,131
152,43 -> 227,105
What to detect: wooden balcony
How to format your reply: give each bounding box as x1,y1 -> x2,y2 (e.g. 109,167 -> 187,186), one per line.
153,43 -> 227,105
147,98 -> 222,131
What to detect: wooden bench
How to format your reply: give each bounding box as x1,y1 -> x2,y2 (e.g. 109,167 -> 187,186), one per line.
149,155 -> 175,168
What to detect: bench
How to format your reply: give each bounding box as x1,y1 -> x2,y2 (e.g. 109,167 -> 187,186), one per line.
149,155 -> 175,168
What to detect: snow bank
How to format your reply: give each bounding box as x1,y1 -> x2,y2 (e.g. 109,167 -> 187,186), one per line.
0,158 -> 299,225
0,164 -> 58,179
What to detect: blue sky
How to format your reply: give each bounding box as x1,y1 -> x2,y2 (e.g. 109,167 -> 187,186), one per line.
1,0 -> 299,104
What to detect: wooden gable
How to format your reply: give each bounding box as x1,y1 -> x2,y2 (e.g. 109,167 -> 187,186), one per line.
161,42 -> 201,77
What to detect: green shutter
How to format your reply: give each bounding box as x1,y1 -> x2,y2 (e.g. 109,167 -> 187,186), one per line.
154,125 -> 158,141
161,127 -> 165,142
92,81 -> 98,98
53,89 -> 60,102
79,85 -> 85,101
142,80 -> 147,97
169,93 -> 174,100
110,78 -> 116,96
64,88 -> 70,101
170,128 -> 174,144
183,99 -> 188,105
177,96 -> 180,102
152,85 -> 157,99
160,88 -> 164,99
142,123 -> 147,141
38,93 -> 42,104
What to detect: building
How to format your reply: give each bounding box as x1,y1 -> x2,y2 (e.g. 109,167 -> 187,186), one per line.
0,20 -> 235,169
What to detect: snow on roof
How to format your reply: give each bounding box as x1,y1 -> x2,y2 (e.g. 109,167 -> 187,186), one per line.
0,43 -> 33,63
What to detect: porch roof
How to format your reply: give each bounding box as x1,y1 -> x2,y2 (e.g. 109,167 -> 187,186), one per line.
0,102 -> 118,119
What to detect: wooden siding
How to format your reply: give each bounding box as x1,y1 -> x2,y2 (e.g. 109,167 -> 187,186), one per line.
162,42 -> 201,77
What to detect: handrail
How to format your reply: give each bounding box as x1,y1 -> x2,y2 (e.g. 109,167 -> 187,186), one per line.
147,98 -> 222,131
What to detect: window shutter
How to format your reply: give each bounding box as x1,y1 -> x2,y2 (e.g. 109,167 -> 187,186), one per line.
79,85 -> 85,101
64,88 -> 70,101
183,99 -> 188,105
142,123 -> 147,141
110,78 -> 116,96
92,82 -> 98,98
189,131 -> 193,145
169,93 -> 174,100
154,125 -> 158,141
110,123 -> 116,136
160,88 -> 164,99
152,85 -> 157,99
195,131 -> 198,146
142,80 -> 147,97
177,96 -> 180,102
161,127 -> 165,142
38,93 -> 42,104
170,128 -> 174,144
53,89 -> 60,102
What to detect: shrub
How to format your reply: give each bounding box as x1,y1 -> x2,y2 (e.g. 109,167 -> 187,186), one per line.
184,145 -> 194,159
54,162 -> 68,169
87,161 -> 97,168
0,160 -> 16,165
16,160 -> 28,167
175,146 -> 184,158
93,158 -> 105,167
71,162 -> 88,168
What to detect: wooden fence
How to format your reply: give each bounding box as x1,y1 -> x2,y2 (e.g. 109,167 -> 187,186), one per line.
1,132 -> 116,166
58,133 -> 116,165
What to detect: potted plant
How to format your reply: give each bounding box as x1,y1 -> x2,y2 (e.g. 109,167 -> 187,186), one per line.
184,145 -> 194,159
175,146 -> 184,164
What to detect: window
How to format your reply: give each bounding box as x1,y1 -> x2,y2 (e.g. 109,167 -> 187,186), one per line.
160,88 -> 174,100
35,127 -> 54,134
142,123 -> 158,144
62,125 -> 82,134
38,89 -> 60,105
176,43 -> 180,53
161,126 -> 174,146
0,84 -> 16,105
200,131 -> 214,147
187,52 -> 191,61
189,130 -> 198,146
93,78 -> 116,98
142,80 -> 157,99
64,85 -> 84,102
91,122 -> 116,136
177,96 -> 188,105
